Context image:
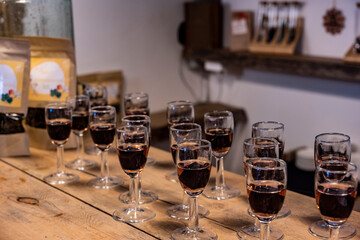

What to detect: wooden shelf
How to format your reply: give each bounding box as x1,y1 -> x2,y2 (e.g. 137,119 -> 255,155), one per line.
184,48 -> 360,83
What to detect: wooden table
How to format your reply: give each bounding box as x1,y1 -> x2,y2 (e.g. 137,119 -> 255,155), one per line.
0,147 -> 359,239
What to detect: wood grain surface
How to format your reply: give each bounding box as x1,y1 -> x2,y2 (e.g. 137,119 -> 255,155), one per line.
1,146 -> 359,239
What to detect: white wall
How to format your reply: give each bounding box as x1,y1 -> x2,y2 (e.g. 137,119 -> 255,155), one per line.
72,0 -> 360,174
72,0 -> 199,112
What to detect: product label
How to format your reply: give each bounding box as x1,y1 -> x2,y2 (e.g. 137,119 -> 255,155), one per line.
0,60 -> 25,107
29,58 -> 70,102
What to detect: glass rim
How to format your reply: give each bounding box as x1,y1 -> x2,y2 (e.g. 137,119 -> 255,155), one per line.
116,124 -> 148,133
122,114 -> 150,122
125,92 -> 149,99
45,102 -> 71,109
315,132 -> 350,144
170,122 -> 201,131
177,139 -> 211,149
246,158 -> 286,170
167,100 -> 193,107
252,121 -> 284,131
90,105 -> 115,113
204,110 -> 233,118
243,137 -> 279,148
317,160 -> 357,174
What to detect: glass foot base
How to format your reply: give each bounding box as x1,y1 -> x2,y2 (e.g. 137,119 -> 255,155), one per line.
308,220 -> 357,239
202,185 -> 240,200
113,207 -> 155,223
119,190 -> 158,205
85,146 -> 101,156
87,176 -> 123,189
66,158 -> 97,170
44,172 -> 79,185
247,206 -> 291,220
171,227 -> 218,240
165,170 -> 178,183
237,225 -> 284,239
166,204 -> 209,220
147,157 -> 156,166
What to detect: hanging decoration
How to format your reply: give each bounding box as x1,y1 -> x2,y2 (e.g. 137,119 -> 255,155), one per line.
323,0 -> 345,35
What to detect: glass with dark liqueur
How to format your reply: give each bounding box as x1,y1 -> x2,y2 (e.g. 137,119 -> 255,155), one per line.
171,139 -> 217,240
244,158 -> 287,240
87,106 -> 123,189
66,95 -> 97,170
238,137 -> 284,239
314,161 -> 358,240
44,102 -> 79,184
119,115 -> 158,205
203,110 -> 239,200
310,133 -> 356,239
167,123 -> 209,220
113,125 -> 155,223
252,121 -> 290,220
166,100 -> 194,129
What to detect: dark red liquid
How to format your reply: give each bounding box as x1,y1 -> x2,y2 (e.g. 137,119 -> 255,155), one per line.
177,160 -> 211,196
90,124 -> 115,147
315,154 -> 349,165
316,183 -> 356,223
72,113 -> 89,132
117,145 -> 148,177
205,128 -> 233,154
125,108 -> 150,116
46,119 -> 72,141
247,181 -> 286,219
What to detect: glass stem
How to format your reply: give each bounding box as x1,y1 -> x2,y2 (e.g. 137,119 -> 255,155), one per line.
56,145 -> 65,175
254,217 -> 260,230
259,220 -> 270,240
137,175 -> 142,199
215,156 -> 226,189
188,196 -> 199,232
78,133 -> 85,159
100,150 -> 109,178
130,176 -> 140,211
329,225 -> 340,240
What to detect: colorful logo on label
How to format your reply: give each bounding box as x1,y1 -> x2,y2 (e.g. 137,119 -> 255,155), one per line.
0,62 -> 24,107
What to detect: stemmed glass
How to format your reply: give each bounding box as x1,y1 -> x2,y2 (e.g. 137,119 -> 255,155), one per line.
171,139 -> 217,240
124,92 -> 150,116
238,137 -> 284,239
87,106 -> 123,189
119,115 -> 158,204
203,110 -> 240,200
252,121 -> 291,218
66,95 -> 97,170
84,85 -> 108,155
167,123 -> 209,220
44,102 -> 79,184
166,100 -> 195,182
113,125 -> 156,223
245,158 -> 287,240
124,92 -> 156,166
315,160 -> 358,240
309,133 -> 356,239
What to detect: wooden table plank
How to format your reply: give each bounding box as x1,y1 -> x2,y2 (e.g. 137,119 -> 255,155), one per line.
2,147 -> 360,240
0,160 -> 154,240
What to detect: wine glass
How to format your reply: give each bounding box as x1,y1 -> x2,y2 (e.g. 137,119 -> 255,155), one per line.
44,102 -> 79,184
66,95 -> 97,170
87,106 -> 123,189
245,158 -> 287,240
252,121 -> 291,219
166,100 -> 195,182
237,138 -> 284,240
171,139 -> 217,240
202,110 -> 240,200
113,125 -> 156,223
314,160 -> 358,240
309,133 -> 356,239
119,115 -> 158,205
167,123 -> 209,220
124,92 -> 149,116
124,92 -> 156,165
83,85 -> 108,155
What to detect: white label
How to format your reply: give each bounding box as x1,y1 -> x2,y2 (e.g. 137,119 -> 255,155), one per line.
232,19 -> 248,35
